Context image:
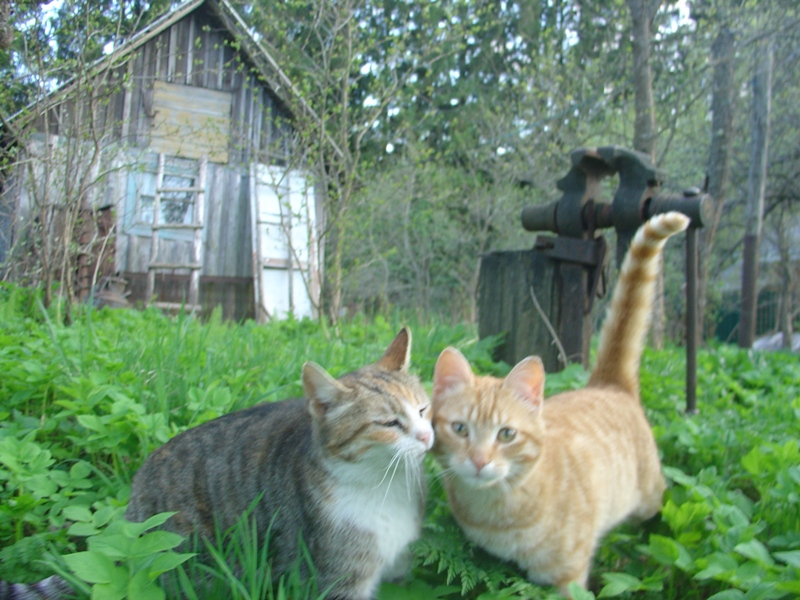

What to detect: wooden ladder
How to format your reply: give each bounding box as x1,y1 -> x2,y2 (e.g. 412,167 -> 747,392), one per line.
145,153 -> 207,313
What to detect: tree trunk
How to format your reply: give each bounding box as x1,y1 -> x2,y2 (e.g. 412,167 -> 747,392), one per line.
627,0 -> 659,156
626,0 -> 665,348
738,43 -> 773,348
699,25 -> 736,339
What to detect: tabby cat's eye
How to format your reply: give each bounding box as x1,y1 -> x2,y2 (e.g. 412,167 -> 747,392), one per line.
497,427 -> 516,443
451,422 -> 468,437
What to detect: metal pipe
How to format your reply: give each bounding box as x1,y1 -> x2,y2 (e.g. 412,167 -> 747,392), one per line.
685,226 -> 698,414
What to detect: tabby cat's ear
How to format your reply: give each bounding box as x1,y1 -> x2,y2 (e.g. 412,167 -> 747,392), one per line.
376,327 -> 412,372
303,361 -> 348,417
502,356 -> 545,413
433,347 -> 474,397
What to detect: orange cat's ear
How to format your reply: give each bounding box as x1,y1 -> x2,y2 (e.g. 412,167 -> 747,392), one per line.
503,356 -> 545,412
433,347 -> 474,397
376,327 -> 411,372
303,361 -> 349,417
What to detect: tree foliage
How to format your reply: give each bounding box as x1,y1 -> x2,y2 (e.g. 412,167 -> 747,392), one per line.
2,0 -> 798,335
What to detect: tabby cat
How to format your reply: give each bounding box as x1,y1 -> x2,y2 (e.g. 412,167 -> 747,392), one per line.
1,328 -> 433,600
431,212 -> 690,597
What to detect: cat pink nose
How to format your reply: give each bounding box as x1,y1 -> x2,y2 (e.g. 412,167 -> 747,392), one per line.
472,455 -> 489,473
416,430 -> 432,447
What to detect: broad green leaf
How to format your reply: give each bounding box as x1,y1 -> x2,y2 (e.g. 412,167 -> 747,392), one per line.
598,572 -> 642,597
27,474 -> 59,498
694,552 -> 738,580
568,583 -> 596,600
130,530 -> 185,557
733,561 -> 764,587
742,582 -> 779,600
734,540 -> 775,568
147,551 -> 195,578
645,534 -> 694,570
93,505 -> 122,528
741,448 -> 763,476
140,512 -> 178,532
91,578 -> 127,600
128,569 -> 166,600
69,461 -> 93,480
63,505 -> 94,523
77,415 -> 105,433
89,534 -> 133,559
63,551 -> 119,584
774,550 -> 800,569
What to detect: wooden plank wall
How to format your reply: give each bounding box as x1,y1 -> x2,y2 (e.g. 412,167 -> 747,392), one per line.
124,9 -> 292,164
478,250 -> 561,373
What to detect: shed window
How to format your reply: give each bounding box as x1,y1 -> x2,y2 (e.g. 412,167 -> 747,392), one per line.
137,173 -> 195,225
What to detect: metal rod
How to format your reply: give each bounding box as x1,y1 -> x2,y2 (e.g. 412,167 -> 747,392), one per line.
685,226 -> 698,414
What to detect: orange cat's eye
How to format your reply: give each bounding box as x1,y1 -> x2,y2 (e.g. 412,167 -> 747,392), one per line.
497,427 -> 516,442
419,405 -> 429,417
451,422 -> 468,437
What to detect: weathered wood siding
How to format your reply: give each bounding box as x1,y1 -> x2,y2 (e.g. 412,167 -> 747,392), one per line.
10,1 -> 308,320
122,8 -> 291,164
478,250 -> 561,373
121,154 -> 252,280
114,4 -> 295,316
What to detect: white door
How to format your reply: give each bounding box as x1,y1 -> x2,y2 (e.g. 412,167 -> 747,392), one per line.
252,165 -> 318,320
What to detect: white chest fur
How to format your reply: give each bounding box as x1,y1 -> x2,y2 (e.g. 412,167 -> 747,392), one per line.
325,463 -> 423,567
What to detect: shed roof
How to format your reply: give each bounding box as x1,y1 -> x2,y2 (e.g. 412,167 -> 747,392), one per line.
113,0 -> 315,120
7,0 -> 312,128
4,0 -> 344,158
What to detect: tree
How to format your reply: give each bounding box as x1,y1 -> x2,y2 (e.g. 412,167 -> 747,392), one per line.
626,0 -> 666,348
738,41 -> 773,347
239,0 -> 467,324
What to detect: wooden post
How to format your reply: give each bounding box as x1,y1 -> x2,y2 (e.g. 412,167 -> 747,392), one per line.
686,226 -> 698,414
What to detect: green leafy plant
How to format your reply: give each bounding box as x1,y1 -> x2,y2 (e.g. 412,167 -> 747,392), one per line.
58,507 -> 194,600
1,284 -> 799,598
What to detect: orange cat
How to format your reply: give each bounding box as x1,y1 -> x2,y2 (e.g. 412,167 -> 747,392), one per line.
431,212 -> 690,597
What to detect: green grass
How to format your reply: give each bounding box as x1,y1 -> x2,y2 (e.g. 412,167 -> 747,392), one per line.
1,282 -> 798,599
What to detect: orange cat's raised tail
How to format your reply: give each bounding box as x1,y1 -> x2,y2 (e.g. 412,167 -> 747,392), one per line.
589,211 -> 691,396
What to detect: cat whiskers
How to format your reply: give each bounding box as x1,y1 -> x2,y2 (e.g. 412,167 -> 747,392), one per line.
377,449 -> 405,512
432,465 -> 459,485
402,449 -> 424,500
374,449 -> 403,490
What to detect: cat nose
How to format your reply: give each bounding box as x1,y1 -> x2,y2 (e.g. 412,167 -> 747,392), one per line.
416,430 -> 432,448
472,455 -> 489,473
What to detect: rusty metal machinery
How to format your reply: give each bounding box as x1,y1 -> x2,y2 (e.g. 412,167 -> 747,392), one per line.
478,145 -> 708,413
521,145 -> 710,256
522,145 -> 708,413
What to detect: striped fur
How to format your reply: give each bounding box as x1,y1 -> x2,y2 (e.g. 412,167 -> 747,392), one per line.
589,211 -> 691,394
2,328 -> 433,600
432,212 -> 689,597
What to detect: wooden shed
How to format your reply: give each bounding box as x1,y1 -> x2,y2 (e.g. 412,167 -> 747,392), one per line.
1,0 -> 321,321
